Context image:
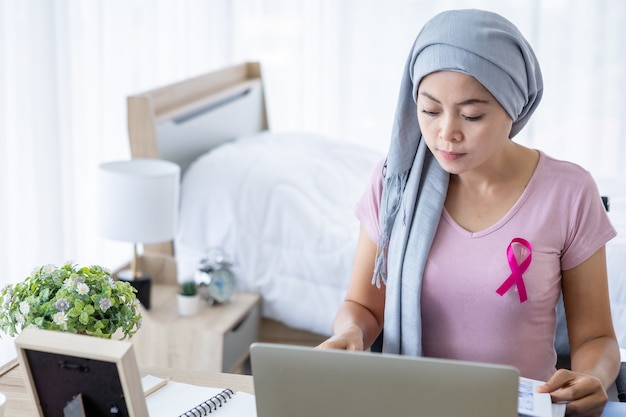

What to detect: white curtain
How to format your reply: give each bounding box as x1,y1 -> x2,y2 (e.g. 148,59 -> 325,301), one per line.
1,0 -> 625,285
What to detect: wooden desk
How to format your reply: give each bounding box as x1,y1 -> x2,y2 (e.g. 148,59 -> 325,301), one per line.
0,364 -> 254,417
3,362 -> 626,417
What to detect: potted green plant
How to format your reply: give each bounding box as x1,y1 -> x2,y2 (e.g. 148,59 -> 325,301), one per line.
177,280 -> 200,316
0,263 -> 142,339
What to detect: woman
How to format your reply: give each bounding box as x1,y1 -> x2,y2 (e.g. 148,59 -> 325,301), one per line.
318,9 -> 620,417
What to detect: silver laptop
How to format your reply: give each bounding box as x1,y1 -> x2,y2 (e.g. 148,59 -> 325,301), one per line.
250,342 -> 519,417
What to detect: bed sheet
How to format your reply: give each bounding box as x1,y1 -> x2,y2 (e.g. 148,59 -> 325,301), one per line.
176,131 -> 383,336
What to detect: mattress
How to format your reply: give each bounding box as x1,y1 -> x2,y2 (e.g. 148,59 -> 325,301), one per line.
175,131 -> 383,335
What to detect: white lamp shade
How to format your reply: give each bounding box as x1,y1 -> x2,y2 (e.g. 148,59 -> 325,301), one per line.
98,159 -> 180,244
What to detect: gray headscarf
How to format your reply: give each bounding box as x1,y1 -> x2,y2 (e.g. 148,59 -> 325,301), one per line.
376,9 -> 543,355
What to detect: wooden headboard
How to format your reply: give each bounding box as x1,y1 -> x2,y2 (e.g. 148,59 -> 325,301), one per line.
126,61 -> 269,256
127,61 -> 269,175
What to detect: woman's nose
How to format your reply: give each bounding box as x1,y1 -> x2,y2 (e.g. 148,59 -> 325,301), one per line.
438,115 -> 462,142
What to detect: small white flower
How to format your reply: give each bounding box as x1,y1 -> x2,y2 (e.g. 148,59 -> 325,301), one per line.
19,300 -> 30,315
53,311 -> 68,325
76,282 -> 90,295
42,264 -> 56,273
16,313 -> 25,324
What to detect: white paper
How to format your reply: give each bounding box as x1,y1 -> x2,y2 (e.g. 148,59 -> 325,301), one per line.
143,376 -> 257,417
518,377 -> 566,417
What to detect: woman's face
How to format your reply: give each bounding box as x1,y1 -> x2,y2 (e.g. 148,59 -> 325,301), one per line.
416,71 -> 514,175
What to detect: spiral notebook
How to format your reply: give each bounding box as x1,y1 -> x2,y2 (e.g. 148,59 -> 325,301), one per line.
142,375 -> 256,416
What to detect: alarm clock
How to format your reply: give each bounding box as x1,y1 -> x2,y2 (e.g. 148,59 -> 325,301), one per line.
194,256 -> 236,304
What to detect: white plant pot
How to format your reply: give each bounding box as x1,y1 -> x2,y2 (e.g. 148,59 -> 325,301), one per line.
177,294 -> 201,317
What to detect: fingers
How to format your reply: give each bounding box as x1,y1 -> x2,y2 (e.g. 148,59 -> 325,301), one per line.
538,369 -> 608,417
564,398 -> 607,417
316,339 -> 347,350
536,369 -> 576,395
316,335 -> 363,351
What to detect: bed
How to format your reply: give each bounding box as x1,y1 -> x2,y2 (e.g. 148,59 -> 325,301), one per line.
126,62 -> 626,351
126,62 -> 383,344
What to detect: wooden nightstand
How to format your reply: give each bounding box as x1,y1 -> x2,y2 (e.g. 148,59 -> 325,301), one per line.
113,254 -> 261,373
131,285 -> 261,373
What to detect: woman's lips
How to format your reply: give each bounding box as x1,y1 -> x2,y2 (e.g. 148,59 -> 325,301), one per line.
439,150 -> 465,161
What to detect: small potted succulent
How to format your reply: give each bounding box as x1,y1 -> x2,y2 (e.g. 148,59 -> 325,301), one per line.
176,280 -> 200,317
0,263 -> 142,339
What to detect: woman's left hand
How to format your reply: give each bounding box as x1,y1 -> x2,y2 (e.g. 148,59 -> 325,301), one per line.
537,368 -> 608,417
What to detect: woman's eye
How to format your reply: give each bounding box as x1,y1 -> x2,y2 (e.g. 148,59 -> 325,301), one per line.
421,109 -> 439,116
463,114 -> 483,121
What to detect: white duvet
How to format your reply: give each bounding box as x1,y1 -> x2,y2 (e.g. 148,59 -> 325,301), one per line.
176,131 -> 383,336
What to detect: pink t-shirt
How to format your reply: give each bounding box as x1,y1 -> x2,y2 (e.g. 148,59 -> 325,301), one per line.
355,152 -> 616,380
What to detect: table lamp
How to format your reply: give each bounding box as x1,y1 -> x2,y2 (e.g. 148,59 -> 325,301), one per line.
98,159 -> 180,309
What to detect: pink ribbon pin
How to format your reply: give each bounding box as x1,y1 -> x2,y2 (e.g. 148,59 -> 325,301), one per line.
496,237 -> 532,303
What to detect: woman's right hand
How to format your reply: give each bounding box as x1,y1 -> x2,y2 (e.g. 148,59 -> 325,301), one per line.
317,325 -> 365,351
